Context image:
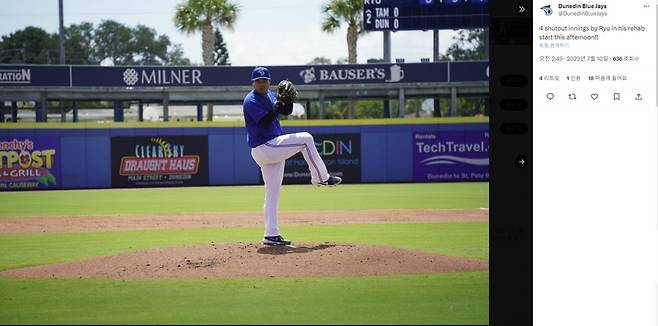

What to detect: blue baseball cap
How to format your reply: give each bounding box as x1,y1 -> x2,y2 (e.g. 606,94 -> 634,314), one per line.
251,67 -> 271,81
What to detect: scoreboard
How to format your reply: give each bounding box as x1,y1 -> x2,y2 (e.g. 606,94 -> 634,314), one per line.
363,0 -> 488,31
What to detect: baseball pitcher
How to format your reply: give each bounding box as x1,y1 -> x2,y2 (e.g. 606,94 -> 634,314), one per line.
242,66 -> 342,246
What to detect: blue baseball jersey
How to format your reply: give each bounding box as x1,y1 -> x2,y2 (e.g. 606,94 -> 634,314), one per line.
243,90 -> 283,148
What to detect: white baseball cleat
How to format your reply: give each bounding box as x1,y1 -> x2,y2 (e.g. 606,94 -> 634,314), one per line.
319,175 -> 342,187
263,235 -> 292,246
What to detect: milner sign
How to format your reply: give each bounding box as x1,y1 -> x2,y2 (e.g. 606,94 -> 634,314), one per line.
122,68 -> 203,86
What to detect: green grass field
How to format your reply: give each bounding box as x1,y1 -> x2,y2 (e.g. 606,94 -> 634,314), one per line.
0,183 -> 488,217
0,183 -> 489,325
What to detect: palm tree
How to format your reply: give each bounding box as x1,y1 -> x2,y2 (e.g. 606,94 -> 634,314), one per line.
321,0 -> 364,64
321,0 -> 364,119
174,0 -> 239,120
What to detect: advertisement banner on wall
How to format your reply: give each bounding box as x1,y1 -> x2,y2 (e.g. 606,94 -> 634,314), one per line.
111,136 -> 208,188
0,137 -> 61,190
413,130 -> 489,182
260,133 -> 361,185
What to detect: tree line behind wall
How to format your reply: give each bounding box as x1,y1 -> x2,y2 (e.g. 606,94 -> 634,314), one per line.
0,21 -> 199,65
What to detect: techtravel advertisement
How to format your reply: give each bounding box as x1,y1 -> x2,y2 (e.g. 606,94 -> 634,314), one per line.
413,130 -> 489,182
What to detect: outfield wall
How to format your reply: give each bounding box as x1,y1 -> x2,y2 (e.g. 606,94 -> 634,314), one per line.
0,118 -> 489,190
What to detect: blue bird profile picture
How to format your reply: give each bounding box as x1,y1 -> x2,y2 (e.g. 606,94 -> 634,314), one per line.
541,5 -> 553,16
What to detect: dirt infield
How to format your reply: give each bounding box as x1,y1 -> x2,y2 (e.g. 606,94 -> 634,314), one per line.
0,242 -> 488,279
0,208 -> 488,234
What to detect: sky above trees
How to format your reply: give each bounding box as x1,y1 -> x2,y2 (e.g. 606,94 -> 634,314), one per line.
0,0 -> 467,66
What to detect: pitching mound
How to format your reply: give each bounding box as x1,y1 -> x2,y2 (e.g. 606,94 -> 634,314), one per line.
0,242 -> 488,279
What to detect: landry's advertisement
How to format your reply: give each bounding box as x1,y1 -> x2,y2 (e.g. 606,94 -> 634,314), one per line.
111,136 -> 208,188
264,133 -> 361,185
413,130 -> 489,182
0,137 -> 60,190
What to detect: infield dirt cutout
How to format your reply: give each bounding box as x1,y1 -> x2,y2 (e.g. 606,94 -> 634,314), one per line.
0,242 -> 488,279
0,208 -> 488,234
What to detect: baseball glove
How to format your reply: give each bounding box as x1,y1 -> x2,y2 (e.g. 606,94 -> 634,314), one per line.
276,79 -> 298,105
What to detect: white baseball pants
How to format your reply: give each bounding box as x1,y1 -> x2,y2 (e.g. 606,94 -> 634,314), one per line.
250,132 -> 330,237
